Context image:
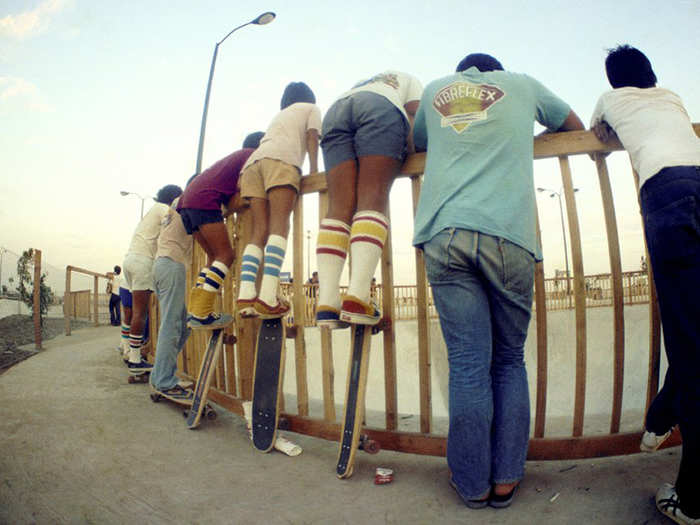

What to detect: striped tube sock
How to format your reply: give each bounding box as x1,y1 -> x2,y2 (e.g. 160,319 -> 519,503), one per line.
316,218 -> 350,309
121,323 -> 130,349
238,245 -> 262,300
128,333 -> 144,363
201,260 -> 228,292
346,211 -> 388,303
259,234 -> 287,306
195,268 -> 208,288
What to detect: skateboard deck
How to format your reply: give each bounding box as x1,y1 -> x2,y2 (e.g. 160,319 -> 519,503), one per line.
251,318 -> 286,452
186,327 -> 228,429
336,324 -> 374,478
150,387 -> 216,420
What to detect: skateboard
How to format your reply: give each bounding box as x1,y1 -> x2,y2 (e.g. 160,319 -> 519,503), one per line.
127,371 -> 150,384
336,324 -> 381,478
150,386 -> 216,420
186,325 -> 230,429
251,318 -> 286,452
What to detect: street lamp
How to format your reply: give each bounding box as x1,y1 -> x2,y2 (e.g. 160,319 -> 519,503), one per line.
195,11 -> 276,175
537,186 -> 579,297
120,191 -> 152,219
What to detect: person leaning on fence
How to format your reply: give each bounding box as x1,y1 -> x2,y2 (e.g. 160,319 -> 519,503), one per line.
122,184 -> 183,375
235,82 -> 320,319
412,53 -> 584,509
591,44 -> 700,524
177,131 -> 264,328
150,196 -> 194,400
315,70 -> 422,328
107,265 -> 122,326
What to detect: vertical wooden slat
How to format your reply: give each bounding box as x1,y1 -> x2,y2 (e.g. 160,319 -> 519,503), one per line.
380,200 -> 398,431
595,155 -> 625,433
64,267 -> 72,336
533,212 -> 548,438
93,275 -> 99,326
33,250 -> 42,349
292,194 -> 309,416
318,191 -> 336,422
223,217 -> 237,395
559,155 -> 587,437
411,175 -> 432,434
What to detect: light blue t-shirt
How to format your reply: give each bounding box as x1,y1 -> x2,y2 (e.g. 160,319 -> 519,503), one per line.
412,67 -> 571,260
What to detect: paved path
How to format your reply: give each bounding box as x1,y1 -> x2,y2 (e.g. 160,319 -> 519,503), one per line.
0,325 -> 677,524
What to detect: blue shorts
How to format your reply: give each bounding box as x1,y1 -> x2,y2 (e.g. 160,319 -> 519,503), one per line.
321,91 -> 408,172
119,287 -> 132,308
178,208 -> 223,235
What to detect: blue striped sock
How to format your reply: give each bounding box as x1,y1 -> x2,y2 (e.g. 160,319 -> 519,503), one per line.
259,234 -> 287,305
238,245 -> 262,300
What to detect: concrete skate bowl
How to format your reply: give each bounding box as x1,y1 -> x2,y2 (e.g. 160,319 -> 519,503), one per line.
170,127 -> 699,460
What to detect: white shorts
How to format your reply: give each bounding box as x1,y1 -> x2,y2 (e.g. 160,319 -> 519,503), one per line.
123,253 -> 155,292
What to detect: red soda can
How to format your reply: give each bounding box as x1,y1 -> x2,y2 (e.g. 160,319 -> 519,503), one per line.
374,467 -> 394,485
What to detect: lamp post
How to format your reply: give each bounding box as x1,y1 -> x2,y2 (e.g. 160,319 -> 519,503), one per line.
120,191 -> 152,219
195,11 -> 276,175
537,186 -> 579,298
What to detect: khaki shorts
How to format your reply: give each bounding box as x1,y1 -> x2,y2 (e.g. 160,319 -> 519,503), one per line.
239,158 -> 300,199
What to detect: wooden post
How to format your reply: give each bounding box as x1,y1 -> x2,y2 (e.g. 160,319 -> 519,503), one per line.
533,212 -> 548,438
33,249 -> 42,350
64,266 -> 72,336
292,193 -> 309,416
93,275 -> 99,327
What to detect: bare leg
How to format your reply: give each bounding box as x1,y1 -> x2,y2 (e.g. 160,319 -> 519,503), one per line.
356,155 -> 400,213
130,290 -> 151,337
195,222 -> 234,267
325,159 -> 358,223
193,230 -> 215,267
248,197 -> 270,248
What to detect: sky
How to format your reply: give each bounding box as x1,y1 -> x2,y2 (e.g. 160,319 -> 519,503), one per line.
2,0 -> 700,292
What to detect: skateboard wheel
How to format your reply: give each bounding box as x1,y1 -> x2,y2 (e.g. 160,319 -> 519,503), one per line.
364,439 -> 381,454
150,393 -> 161,402
206,408 -> 217,420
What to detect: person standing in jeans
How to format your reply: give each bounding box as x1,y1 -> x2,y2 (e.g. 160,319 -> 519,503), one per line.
107,265 -> 122,326
412,53 -> 583,509
591,44 -> 700,524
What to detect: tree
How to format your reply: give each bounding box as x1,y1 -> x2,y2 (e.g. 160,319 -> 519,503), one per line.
16,249 -> 54,325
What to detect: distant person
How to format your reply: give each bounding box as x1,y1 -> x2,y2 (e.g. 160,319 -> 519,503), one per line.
122,184 -> 183,375
107,266 -> 122,326
316,71 -> 422,328
177,131 -> 264,328
413,53 -> 584,508
150,196 -> 193,400
591,44 -> 700,524
235,82 -> 320,319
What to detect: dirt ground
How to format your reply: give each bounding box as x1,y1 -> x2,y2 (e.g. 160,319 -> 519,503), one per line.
0,314 -> 90,372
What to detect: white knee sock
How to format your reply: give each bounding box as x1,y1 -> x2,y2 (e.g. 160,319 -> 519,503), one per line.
316,218 -> 350,309
259,235 -> 287,305
346,211 -> 388,303
238,245 -> 262,300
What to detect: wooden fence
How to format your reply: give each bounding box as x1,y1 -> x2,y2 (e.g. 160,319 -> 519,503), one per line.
170,124 -> 699,460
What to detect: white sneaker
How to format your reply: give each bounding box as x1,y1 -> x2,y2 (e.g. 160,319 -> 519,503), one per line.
656,483 -> 700,524
641,429 -> 672,452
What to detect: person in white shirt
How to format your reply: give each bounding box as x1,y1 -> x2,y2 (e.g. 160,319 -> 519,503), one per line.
316,71 -> 423,328
236,82 -> 320,319
591,44 -> 700,524
122,184 -> 182,376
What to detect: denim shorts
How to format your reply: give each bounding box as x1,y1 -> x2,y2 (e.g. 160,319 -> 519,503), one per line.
178,208 -> 223,235
321,91 -> 408,172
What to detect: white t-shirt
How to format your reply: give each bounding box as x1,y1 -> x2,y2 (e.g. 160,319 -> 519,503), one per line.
243,102 -> 322,171
340,70 -> 423,121
126,202 -> 169,259
155,200 -> 192,267
110,274 -> 122,295
591,87 -> 700,189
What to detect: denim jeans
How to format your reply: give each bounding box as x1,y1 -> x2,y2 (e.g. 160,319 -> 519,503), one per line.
423,228 -> 533,501
641,166 -> 700,517
151,257 -> 190,391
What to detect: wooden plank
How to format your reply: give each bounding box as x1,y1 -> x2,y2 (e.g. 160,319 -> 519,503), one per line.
411,175 -> 432,434
292,194 -> 309,416
32,250 -> 42,349
67,265 -> 108,278
595,155 -> 625,434
533,212 -> 548,438
559,156 -> 587,437
64,267 -> 72,336
93,275 -> 99,327
317,191 -> 336,422
380,202 -> 398,431
223,217 -> 237,395
280,413 -> 682,460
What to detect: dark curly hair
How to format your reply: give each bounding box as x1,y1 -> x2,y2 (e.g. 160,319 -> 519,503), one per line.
456,53 -> 504,73
280,82 -> 316,109
155,184 -> 183,205
605,45 -> 657,89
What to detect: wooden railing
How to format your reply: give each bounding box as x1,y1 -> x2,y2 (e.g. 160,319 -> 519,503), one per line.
64,266 -> 111,335
175,124 -> 699,460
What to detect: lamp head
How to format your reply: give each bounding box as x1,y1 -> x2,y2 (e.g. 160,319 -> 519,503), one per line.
119,191 -> 129,196
252,11 -> 275,25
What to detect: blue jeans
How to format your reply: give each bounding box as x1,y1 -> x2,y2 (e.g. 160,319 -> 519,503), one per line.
641,166 -> 700,518
423,228 -> 533,501
151,257 -> 190,391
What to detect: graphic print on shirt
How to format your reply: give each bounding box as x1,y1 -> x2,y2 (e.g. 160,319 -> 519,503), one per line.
354,73 -> 399,90
432,81 -> 505,133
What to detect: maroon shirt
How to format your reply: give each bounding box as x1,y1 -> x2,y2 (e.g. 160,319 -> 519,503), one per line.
178,148 -> 254,210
